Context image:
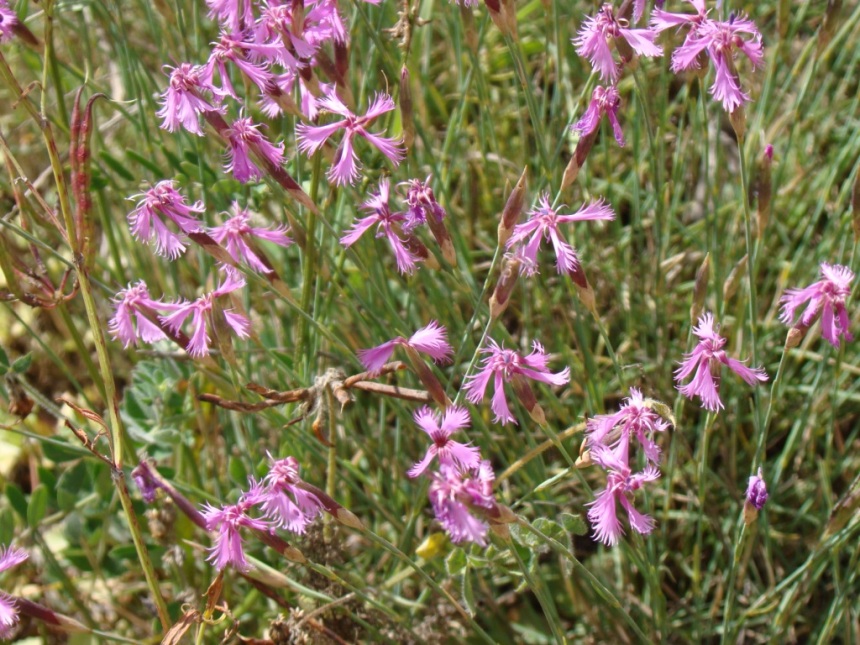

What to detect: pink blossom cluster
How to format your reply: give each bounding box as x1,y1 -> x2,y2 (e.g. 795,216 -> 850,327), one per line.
157,0 -> 399,187
585,389 -> 667,545
200,455 -> 325,571
651,0 -> 764,112
340,177 -> 452,274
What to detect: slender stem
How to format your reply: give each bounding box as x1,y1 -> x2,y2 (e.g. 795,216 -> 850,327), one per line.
505,536 -> 565,644
503,35 -> 550,176
692,411 -> 716,604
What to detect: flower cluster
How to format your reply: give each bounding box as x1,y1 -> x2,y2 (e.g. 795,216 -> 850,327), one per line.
201,455 -> 325,571
0,544 -> 27,639
340,177 -> 455,274
110,269 -> 251,358
157,0 -> 397,187
585,389 -> 668,545
652,0 -> 764,113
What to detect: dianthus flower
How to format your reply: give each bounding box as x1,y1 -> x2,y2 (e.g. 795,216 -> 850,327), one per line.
358,320 -> 452,373
156,63 -> 221,136
574,3 -> 662,82
428,461 -> 497,546
587,442 -> 660,546
201,483 -> 268,572
259,455 -> 324,534
408,406 -> 481,478
159,271 -> 250,358
209,203 -> 292,274
0,544 -> 27,640
296,90 -> 405,185
203,31 -> 273,99
127,180 -> 204,259
505,193 -> 614,276
340,178 -> 419,274
401,176 -> 447,232
464,339 -> 570,425
109,281 -> 167,348
668,11 -> 764,112
674,312 -> 768,411
745,468 -> 768,510
0,1 -> 17,43
779,262 -> 854,348
574,85 -> 625,147
587,387 -> 668,464
223,117 -> 285,184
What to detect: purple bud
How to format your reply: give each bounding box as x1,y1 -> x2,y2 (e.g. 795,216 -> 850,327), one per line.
746,468 -> 768,510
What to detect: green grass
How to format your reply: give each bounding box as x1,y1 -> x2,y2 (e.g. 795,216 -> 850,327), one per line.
0,0 -> 858,642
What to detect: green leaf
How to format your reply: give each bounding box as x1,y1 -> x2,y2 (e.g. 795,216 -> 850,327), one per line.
446,547 -> 467,576
509,521 -> 541,549
0,346 -> 9,371
41,440 -> 84,462
11,353 -> 32,374
6,483 -> 28,519
228,456 -> 248,486
99,151 -> 135,181
0,508 -> 14,544
57,461 -> 90,512
559,513 -> 588,536
460,569 -> 476,617
28,484 -> 49,528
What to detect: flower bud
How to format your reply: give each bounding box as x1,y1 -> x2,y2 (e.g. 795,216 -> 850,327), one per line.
489,256 -> 521,320
755,145 -> 773,237
498,167 -> 528,246
722,254 -> 748,303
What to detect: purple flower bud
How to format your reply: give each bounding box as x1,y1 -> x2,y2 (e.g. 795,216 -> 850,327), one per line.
745,468 -> 768,510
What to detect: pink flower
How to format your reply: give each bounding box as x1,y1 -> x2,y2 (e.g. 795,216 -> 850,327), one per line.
745,468 -> 768,510
259,455 -> 324,534
505,193 -> 614,276
587,442 -> 660,546
0,543 -> 27,640
156,63 -> 221,136
340,178 -> 419,274
358,320 -> 453,373
201,484 -> 269,572
159,271 -> 250,358
587,388 -> 668,464
203,31 -> 273,99
296,90 -> 405,185
407,406 -> 481,478
574,4 -> 662,82
401,176 -> 447,233
209,203 -> 292,273
428,461 -> 497,546
669,12 -> 764,112
464,338 -> 570,425
674,312 -> 768,411
109,281 -> 167,348
127,181 -> 204,259
779,262 -> 854,347
0,2 -> 17,43
224,117 -> 285,184
574,85 -> 625,147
